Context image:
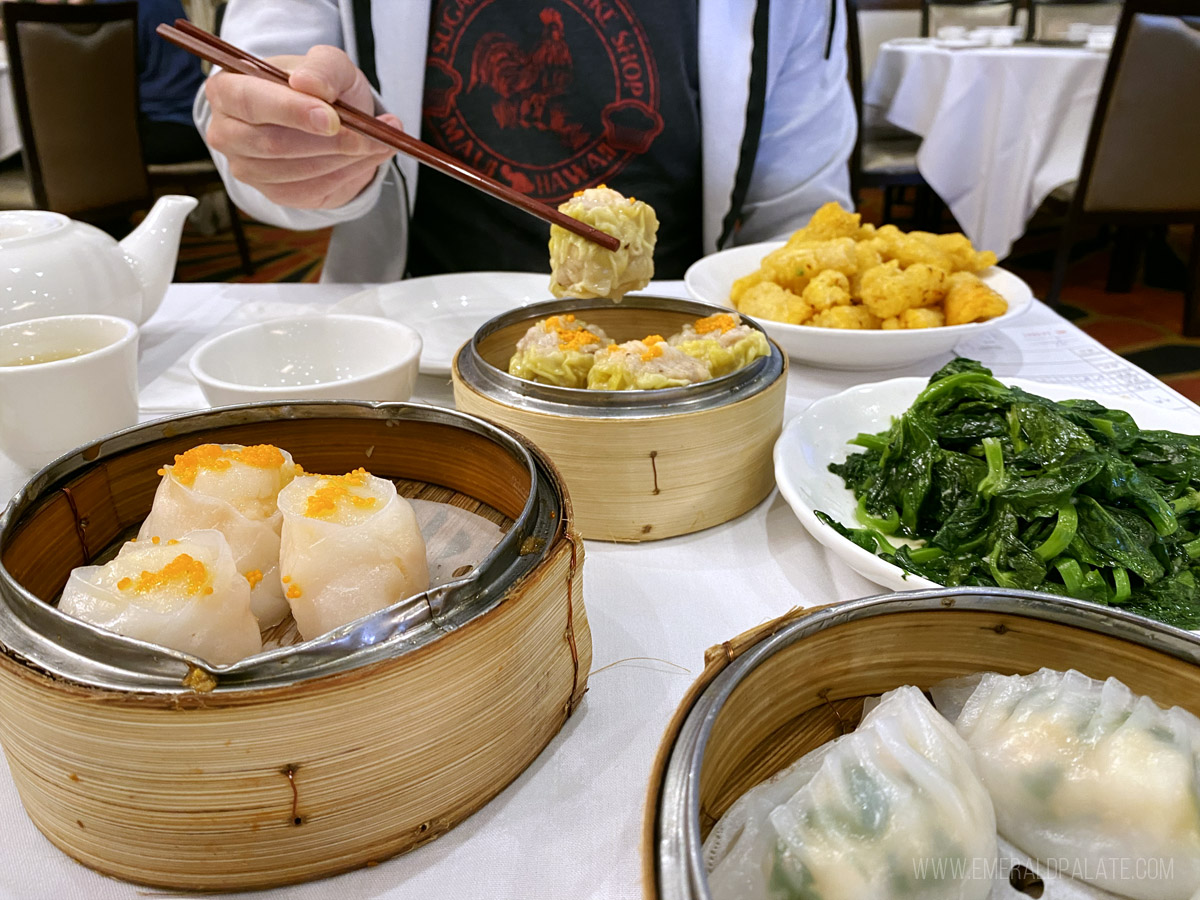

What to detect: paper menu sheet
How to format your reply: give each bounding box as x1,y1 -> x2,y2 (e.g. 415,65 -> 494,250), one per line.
958,319 -> 1200,416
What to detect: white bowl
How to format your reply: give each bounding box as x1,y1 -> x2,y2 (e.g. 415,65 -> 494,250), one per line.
684,241 -> 1034,371
190,314 -> 422,406
774,376 -> 1200,594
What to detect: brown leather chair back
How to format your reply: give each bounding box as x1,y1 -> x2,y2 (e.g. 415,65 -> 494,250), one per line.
1,2 -> 150,221
1080,5 -> 1200,214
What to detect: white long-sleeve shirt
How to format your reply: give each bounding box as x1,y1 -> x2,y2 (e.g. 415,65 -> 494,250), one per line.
195,0 -> 856,282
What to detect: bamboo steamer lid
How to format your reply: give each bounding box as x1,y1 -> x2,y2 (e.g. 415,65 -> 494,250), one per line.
644,587 -> 1200,900
0,403 -> 591,891
452,296 -> 788,542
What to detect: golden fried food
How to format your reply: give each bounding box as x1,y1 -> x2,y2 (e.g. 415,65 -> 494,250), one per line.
737,281 -> 815,326
811,305 -> 880,330
727,203 -> 1005,331
932,232 -> 998,273
785,201 -> 875,246
800,269 -> 852,314
944,272 -> 1008,325
730,269 -> 766,305
859,261 -> 947,320
900,307 -> 947,329
762,237 -> 858,293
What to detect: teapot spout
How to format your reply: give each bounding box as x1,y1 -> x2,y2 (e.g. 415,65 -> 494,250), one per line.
119,194 -> 199,323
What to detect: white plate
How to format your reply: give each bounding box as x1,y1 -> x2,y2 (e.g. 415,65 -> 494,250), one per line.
775,376 -> 1200,594
332,272 -> 553,377
684,241 -> 1034,371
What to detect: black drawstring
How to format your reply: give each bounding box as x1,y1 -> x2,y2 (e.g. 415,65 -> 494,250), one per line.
825,0 -> 839,59
351,0 -> 380,91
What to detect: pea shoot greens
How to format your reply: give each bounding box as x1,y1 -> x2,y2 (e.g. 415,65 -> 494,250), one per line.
818,359 -> 1200,628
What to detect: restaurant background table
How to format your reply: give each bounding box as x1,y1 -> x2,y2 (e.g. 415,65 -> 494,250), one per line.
1,280 -> 1198,900
864,39 -> 1110,258
0,43 -> 19,162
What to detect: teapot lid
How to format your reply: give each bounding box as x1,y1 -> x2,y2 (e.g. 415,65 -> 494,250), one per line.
0,211 -> 71,247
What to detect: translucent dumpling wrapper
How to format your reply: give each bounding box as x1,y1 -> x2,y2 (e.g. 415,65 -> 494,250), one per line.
586,336 -> 711,391
507,314 -> 612,388
58,529 -> 262,666
139,443 -> 299,628
704,686 -> 997,900
277,469 -> 429,641
668,313 -> 770,378
932,668 -> 1200,900
548,186 -> 658,302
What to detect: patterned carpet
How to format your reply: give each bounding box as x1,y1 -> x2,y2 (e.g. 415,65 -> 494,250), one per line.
174,207 -> 1200,404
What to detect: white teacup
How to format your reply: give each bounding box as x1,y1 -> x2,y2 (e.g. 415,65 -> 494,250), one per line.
0,315 -> 139,469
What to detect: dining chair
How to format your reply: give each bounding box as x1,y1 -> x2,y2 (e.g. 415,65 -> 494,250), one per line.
1045,0 -> 1200,336
921,0 -> 1018,36
847,0 -> 938,225
1027,0 -> 1123,42
0,1 -> 252,271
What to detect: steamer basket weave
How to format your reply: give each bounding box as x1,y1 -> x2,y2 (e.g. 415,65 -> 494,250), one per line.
0,403 -> 591,891
452,296 -> 787,542
645,587 -> 1200,900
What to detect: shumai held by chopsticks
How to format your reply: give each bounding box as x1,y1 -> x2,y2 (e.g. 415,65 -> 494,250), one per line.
548,186 -> 658,302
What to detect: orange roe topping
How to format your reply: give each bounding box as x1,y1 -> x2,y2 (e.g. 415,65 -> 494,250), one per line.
286,584 -> 302,600
557,328 -> 603,352
244,569 -> 264,590
640,336 -> 666,362
116,554 -> 210,597
304,469 -> 379,519
167,444 -> 287,487
151,536 -> 161,545
543,314 -> 577,331
282,575 -> 291,584
167,539 -> 179,546
693,314 -> 738,335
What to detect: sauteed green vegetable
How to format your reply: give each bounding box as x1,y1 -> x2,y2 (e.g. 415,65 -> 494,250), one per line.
818,359 -> 1200,628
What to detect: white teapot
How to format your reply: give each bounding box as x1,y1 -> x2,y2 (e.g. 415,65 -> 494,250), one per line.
0,194 -> 199,327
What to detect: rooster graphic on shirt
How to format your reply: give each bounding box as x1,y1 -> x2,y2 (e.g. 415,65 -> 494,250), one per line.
467,9 -> 589,151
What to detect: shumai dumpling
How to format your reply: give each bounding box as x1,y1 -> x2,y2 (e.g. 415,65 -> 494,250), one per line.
549,185 -> 658,302
508,314 -> 612,388
587,336 -> 711,390
669,313 -> 770,377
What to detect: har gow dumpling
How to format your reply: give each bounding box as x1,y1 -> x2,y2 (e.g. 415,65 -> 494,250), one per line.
58,529 -> 262,666
667,313 -> 770,378
548,185 -> 658,302
933,668 -> 1200,900
704,686 -> 997,900
507,314 -> 611,388
139,443 -> 299,628
586,336 -> 711,391
277,469 -> 429,641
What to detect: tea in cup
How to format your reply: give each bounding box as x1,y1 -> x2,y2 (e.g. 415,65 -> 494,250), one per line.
0,315 -> 138,469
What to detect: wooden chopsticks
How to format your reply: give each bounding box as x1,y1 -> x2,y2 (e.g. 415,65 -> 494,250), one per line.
156,20 -> 621,252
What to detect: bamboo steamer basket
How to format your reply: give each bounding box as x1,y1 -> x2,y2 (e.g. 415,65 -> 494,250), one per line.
644,587 -> 1200,900
452,296 -> 787,542
0,402 -> 591,891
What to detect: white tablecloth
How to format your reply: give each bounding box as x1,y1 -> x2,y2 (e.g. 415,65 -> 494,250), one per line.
0,44 -> 19,162
864,39 -> 1110,258
0,282 -> 1197,900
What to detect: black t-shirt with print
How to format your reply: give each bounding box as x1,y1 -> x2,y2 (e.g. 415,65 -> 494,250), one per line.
407,0 -> 702,279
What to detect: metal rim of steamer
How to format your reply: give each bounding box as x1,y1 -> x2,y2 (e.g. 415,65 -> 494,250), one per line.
653,586 -> 1200,900
457,295 -> 786,420
0,402 -> 565,695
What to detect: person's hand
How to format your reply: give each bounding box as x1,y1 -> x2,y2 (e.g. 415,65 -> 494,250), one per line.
205,45 -> 401,210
